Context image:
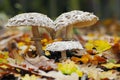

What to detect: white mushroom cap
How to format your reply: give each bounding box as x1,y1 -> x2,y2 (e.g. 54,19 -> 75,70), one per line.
46,41 -> 83,52
6,12 -> 55,29
54,10 -> 99,31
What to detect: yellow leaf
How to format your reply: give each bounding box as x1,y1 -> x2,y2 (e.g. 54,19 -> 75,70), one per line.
85,40 -> 111,53
85,40 -> 94,50
42,46 -> 46,50
87,33 -> 94,38
24,37 -> 31,43
45,51 -> 50,56
58,60 -> 77,75
100,71 -> 116,79
41,39 -> 48,44
94,40 -> 111,53
0,51 -> 9,63
57,60 -> 83,76
102,63 -> 120,69
114,36 -> 120,43
75,70 -> 83,77
0,65 -> 8,69
21,74 -> 38,80
18,42 -> 25,47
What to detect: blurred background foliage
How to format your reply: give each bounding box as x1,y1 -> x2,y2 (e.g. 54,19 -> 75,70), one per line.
0,0 -> 120,35
0,0 -> 120,33
0,0 -> 120,30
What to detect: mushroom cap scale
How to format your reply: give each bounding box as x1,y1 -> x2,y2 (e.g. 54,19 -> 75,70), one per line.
46,41 -> 83,52
6,13 -> 55,30
54,10 -> 99,31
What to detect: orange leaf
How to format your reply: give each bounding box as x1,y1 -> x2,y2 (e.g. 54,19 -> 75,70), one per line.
80,54 -> 91,64
0,54 -> 5,58
95,56 -> 106,64
71,57 -> 81,62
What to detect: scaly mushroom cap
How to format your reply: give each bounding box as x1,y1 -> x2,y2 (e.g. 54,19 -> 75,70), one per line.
46,41 -> 83,52
6,12 -> 55,29
54,10 -> 99,31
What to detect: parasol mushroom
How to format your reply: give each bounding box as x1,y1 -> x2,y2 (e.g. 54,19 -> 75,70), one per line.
46,41 -> 83,60
5,13 -> 55,56
54,10 -> 99,40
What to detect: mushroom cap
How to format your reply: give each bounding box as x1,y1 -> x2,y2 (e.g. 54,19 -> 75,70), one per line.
54,10 -> 99,31
6,12 -> 55,29
46,41 -> 83,52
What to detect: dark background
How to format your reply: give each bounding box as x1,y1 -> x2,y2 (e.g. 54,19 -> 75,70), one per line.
0,0 -> 120,20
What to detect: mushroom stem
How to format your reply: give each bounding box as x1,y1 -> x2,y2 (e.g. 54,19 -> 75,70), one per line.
46,28 -> 55,39
61,50 -> 67,60
55,29 -> 62,39
66,25 -> 73,40
32,26 -> 43,56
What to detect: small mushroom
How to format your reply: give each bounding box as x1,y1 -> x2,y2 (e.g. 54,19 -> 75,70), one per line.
46,41 -> 83,60
54,10 -> 99,40
6,13 -> 55,56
